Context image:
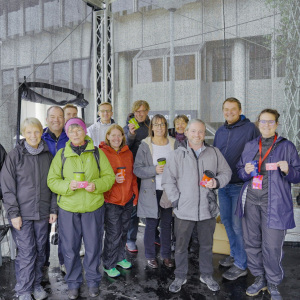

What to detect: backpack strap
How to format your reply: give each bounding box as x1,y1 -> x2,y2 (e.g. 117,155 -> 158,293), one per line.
93,146 -> 100,173
61,148 -> 66,179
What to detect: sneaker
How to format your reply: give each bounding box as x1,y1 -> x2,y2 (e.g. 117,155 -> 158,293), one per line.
222,265 -> 248,280
117,259 -> 132,269
103,267 -> 121,277
19,294 -> 33,300
41,266 -> 49,283
33,285 -> 47,300
67,289 -> 79,299
200,274 -> 220,292
219,256 -> 234,267
89,286 -> 100,298
126,242 -> 138,253
246,275 -> 267,296
267,283 -> 283,300
169,278 -> 187,293
60,264 -> 67,274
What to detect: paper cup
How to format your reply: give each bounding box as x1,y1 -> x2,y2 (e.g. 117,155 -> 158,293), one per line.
157,158 -> 166,165
250,160 -> 259,176
117,167 -> 126,179
128,118 -> 140,130
200,170 -> 215,187
74,172 -> 85,181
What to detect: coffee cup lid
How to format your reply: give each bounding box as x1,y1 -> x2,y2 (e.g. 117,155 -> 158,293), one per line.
204,170 -> 215,178
157,158 -> 166,162
74,172 -> 85,174
117,167 -> 126,169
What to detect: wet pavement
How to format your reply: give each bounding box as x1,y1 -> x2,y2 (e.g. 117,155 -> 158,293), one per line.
0,226 -> 299,300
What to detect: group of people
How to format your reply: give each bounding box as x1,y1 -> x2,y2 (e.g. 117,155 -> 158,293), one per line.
0,98 -> 299,300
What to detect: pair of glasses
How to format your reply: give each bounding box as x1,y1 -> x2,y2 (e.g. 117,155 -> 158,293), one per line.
259,120 -> 276,125
153,123 -> 166,128
135,110 -> 147,114
99,110 -> 112,113
69,129 -> 84,135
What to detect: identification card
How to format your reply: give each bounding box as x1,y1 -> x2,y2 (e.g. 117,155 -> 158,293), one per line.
266,163 -> 278,170
252,175 -> 263,190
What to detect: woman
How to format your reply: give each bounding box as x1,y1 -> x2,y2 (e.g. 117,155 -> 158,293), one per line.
134,114 -> 176,269
168,114 -> 189,143
236,109 -> 300,300
99,124 -> 139,277
1,118 -> 57,300
47,117 -> 115,299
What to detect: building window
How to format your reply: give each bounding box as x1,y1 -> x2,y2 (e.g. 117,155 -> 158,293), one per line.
249,40 -> 271,80
7,2 -> 21,37
73,59 -> 90,90
35,64 -> 49,96
277,55 -> 286,78
44,0 -> 59,29
137,58 -> 163,84
18,67 -> 32,84
25,0 -> 39,33
167,55 -> 195,81
53,61 -> 69,99
212,46 -> 232,82
2,69 -> 14,98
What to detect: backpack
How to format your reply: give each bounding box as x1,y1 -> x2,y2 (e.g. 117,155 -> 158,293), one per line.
60,146 -> 100,179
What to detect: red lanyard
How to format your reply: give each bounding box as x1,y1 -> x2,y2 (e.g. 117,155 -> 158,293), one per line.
258,135 -> 277,172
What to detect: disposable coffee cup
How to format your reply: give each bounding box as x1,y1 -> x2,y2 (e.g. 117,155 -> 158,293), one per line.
117,167 -> 126,179
250,160 -> 259,176
128,118 -> 140,130
200,170 -> 215,187
157,158 -> 166,165
74,172 -> 85,181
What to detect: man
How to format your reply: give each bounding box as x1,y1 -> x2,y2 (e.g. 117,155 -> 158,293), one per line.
63,104 -> 78,122
123,100 -> 150,252
42,106 -> 69,279
162,119 -> 231,293
87,102 -> 114,147
213,97 -> 260,281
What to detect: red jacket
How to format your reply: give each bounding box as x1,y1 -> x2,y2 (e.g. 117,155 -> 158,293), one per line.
99,142 -> 138,206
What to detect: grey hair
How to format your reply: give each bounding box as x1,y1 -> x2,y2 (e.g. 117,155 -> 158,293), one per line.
21,117 -> 43,135
185,119 -> 206,131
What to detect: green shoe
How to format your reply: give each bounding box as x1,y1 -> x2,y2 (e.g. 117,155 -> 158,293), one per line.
103,267 -> 120,277
117,259 -> 132,269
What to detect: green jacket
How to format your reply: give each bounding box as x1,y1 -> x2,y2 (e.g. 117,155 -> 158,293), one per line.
47,137 -> 115,213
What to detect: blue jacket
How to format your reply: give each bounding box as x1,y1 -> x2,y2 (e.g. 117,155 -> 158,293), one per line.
42,128 -> 69,157
236,136 -> 300,230
213,116 -> 259,184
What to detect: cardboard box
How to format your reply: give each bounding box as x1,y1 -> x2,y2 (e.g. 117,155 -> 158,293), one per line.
212,222 -> 230,255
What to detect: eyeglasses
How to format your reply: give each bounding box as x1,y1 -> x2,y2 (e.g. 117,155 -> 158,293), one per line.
99,110 -> 112,113
69,129 -> 84,135
153,123 -> 166,128
135,110 -> 147,114
259,120 -> 276,125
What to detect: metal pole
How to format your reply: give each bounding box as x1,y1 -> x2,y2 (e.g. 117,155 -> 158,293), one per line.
169,9 -> 176,126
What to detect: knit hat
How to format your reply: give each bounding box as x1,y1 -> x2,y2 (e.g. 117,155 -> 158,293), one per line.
65,117 -> 87,137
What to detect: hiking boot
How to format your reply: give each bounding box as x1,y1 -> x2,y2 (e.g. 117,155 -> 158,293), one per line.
89,286 -> 99,298
60,264 -> 67,274
117,259 -> 132,269
246,275 -> 267,296
19,294 -> 33,300
163,258 -> 174,268
222,265 -> 248,280
147,259 -> 158,269
103,267 -> 121,277
41,266 -> 49,283
219,256 -> 234,267
33,285 -> 47,300
169,278 -> 187,293
267,283 -> 283,300
200,274 -> 220,291
126,242 -> 138,253
67,289 -> 79,299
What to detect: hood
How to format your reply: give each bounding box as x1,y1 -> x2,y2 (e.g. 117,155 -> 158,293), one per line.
99,141 -> 129,154
17,138 -> 50,155
224,115 -> 251,129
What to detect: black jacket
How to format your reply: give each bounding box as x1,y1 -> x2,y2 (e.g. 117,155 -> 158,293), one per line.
1,139 -> 57,220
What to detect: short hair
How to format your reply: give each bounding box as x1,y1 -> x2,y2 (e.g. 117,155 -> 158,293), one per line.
173,114 -> 189,127
149,114 -> 168,138
98,102 -> 113,112
63,104 -> 78,112
185,119 -> 206,132
105,124 -> 126,149
21,117 -> 43,136
132,100 -> 150,113
257,108 -> 280,123
47,106 -> 64,118
222,97 -> 242,110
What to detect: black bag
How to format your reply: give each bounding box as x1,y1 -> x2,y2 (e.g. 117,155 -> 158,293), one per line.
0,200 -> 10,243
203,170 -> 220,218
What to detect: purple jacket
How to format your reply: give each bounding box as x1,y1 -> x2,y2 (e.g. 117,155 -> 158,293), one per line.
236,135 -> 300,230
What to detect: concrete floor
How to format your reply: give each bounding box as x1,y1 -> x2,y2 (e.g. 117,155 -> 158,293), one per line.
0,226 -> 299,300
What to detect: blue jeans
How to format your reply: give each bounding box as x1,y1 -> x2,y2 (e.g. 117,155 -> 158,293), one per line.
218,183 -> 247,270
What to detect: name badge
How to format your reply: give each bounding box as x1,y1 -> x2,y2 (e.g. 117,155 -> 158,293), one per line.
252,175 -> 263,190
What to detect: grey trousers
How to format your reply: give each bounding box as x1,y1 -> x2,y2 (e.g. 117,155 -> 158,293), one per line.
242,201 -> 286,285
174,216 -> 216,279
10,218 -> 49,296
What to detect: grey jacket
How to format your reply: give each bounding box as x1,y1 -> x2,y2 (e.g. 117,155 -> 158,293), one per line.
134,136 -> 176,219
1,139 -> 57,220
161,142 -> 232,221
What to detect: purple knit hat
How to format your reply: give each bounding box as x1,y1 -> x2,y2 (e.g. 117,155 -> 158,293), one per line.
65,117 -> 87,137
